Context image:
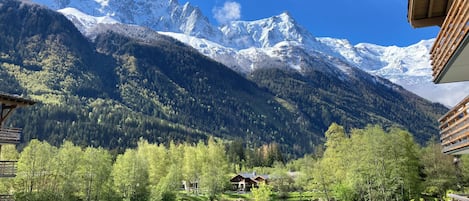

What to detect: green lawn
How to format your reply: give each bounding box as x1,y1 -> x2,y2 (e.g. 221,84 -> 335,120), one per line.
269,191 -> 319,201
176,191 -> 319,201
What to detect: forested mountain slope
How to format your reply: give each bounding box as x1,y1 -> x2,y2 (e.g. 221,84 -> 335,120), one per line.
0,0 -> 448,154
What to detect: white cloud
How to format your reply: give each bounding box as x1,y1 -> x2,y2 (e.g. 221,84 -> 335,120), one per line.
212,1 -> 241,24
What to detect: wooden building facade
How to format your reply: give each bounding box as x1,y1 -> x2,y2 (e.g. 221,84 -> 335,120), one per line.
408,0 -> 469,200
0,93 -> 35,200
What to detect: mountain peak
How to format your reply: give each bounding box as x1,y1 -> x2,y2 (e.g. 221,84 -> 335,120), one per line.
279,11 -> 291,16
0,0 -> 450,153
58,7 -> 119,35
219,10 -> 319,49
265,11 -> 299,30
31,0 -> 469,106
34,0 -> 220,38
36,0 -> 317,50
277,11 -> 294,21
264,11 -> 297,27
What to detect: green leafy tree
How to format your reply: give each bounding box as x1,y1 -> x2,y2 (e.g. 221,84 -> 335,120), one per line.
0,144 -> 19,160
227,138 -> 245,172
112,149 -> 149,201
345,125 -> 422,201
154,141 -> 184,201
387,128 -> 422,200
421,138 -> 457,199
312,159 -> 334,201
78,147 -> 114,201
0,144 -> 19,194
251,182 -> 272,201
182,142 -> 203,194
324,123 -> 347,151
459,155 -> 469,189
200,137 -> 229,200
315,123 -> 348,201
313,124 -> 423,201
15,140 -> 57,194
54,141 -> 84,200
269,162 -> 293,198
293,155 -> 315,200
136,140 -> 169,200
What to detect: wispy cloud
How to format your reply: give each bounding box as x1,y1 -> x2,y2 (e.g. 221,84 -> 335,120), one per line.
212,1 -> 241,24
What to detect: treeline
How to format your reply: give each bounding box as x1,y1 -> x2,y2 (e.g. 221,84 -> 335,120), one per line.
0,124 -> 467,201
250,68 -> 447,144
286,124 -> 469,201
0,137 -> 229,201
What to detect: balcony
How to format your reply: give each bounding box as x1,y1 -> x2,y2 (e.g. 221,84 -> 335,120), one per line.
0,161 -> 17,178
0,128 -> 21,144
440,96 -> 469,154
430,0 -> 469,83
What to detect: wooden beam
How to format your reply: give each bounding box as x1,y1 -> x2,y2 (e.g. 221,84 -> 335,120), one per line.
0,104 -> 17,126
410,16 -> 446,27
428,0 -> 435,18
408,0 -> 416,23
0,100 -> 30,107
0,93 -> 36,106
446,0 -> 454,13
408,0 -> 452,28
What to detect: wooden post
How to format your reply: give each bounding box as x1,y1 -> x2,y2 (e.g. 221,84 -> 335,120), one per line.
0,104 -> 17,127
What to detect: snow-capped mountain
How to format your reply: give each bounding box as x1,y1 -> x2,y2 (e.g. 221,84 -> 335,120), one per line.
58,7 -> 119,36
34,0 -> 223,40
32,0 -> 468,106
219,12 -> 322,50
319,37 -> 469,106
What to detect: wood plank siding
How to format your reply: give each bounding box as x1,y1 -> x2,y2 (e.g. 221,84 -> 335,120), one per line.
0,128 -> 21,144
0,161 -> 17,178
431,0 -> 469,82
408,0 -> 453,28
440,96 -> 469,154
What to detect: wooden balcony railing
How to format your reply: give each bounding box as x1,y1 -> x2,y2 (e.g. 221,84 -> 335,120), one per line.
0,128 -> 21,144
430,0 -> 469,82
440,96 -> 469,154
0,161 -> 17,178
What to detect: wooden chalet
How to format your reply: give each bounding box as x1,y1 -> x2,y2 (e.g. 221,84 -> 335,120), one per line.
409,0 -> 469,154
182,180 -> 199,193
409,0 -> 469,84
0,93 -> 35,200
230,172 -> 268,192
440,96 -> 469,155
409,0 -> 469,200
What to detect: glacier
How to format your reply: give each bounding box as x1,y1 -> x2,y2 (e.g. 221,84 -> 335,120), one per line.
31,0 -> 469,106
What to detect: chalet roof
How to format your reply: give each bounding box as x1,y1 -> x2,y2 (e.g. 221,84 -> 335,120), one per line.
240,173 -> 255,178
237,172 -> 269,180
408,0 -> 453,28
0,93 -> 36,106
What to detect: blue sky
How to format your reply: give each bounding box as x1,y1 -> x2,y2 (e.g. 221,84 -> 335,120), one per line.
180,0 -> 440,47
